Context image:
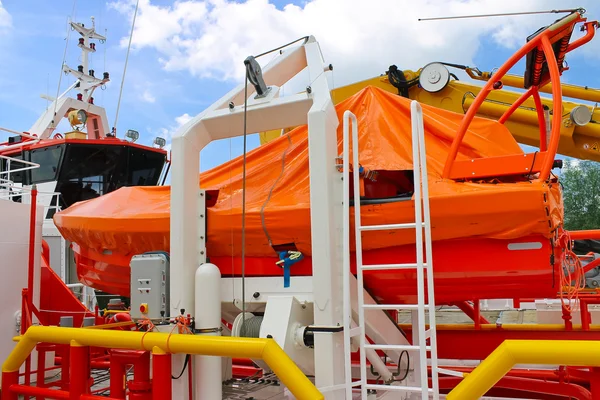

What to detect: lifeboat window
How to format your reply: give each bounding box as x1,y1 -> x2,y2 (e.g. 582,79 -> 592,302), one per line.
350,169 -> 414,204
30,145 -> 64,184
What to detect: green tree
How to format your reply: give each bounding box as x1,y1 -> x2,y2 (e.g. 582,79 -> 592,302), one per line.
562,160 -> 600,231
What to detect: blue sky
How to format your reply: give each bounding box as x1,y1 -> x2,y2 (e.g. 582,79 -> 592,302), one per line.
1,0 -> 599,171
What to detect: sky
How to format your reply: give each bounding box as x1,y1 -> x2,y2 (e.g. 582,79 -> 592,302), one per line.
0,0 -> 599,172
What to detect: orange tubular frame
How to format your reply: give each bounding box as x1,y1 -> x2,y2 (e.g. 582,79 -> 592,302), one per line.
442,11 -> 597,181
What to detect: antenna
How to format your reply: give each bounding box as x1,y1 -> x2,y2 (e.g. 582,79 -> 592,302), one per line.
113,0 -> 140,137
418,8 -> 584,22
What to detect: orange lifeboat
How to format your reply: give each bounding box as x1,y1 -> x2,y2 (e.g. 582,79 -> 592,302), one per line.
54,11 -> 597,305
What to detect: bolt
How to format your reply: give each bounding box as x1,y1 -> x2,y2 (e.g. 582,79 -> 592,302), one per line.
306,86 -> 312,94
253,292 -> 260,299
229,102 -> 234,109
267,334 -> 273,339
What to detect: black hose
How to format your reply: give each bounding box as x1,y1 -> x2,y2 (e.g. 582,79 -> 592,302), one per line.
172,354 -> 190,379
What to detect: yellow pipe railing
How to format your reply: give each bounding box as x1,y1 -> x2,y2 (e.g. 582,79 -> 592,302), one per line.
447,340 -> 600,399
4,326 -> 323,400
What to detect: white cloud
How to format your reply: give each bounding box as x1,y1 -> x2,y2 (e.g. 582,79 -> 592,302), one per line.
175,112 -> 192,126
150,112 -> 195,151
110,0 -> 597,88
141,88 -> 156,103
0,1 -> 12,34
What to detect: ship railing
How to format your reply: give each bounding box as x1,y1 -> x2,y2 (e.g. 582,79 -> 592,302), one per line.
66,283 -> 97,311
2,326 -> 324,400
0,154 -> 62,216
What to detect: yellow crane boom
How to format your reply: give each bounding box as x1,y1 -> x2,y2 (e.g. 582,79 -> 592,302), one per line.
259,65 -> 600,162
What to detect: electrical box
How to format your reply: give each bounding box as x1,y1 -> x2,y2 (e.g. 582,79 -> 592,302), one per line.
130,252 -> 169,320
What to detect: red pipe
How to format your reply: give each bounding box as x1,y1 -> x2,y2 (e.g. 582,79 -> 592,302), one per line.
41,239 -> 50,265
581,300 -> 592,331
109,356 -> 126,399
55,357 -> 110,370
438,375 -> 591,399
79,396 -> 123,400
69,344 -> 90,400
152,353 -> 172,400
538,34 -> 563,182
437,365 -> 590,385
591,367 -> 600,400
531,90 -> 547,152
60,345 -> 70,391
1,371 -> 19,400
499,376 -> 591,400
570,230 -> 600,241
451,301 -> 489,326
9,385 -> 69,400
129,351 -> 151,400
36,348 -> 46,400
18,365 -> 61,377
24,355 -> 31,400
27,186 -> 37,312
80,396 -> 124,400
567,21 -> 598,53
498,86 -> 536,124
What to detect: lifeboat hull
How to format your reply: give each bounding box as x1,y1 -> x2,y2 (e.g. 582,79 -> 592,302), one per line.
73,234 -> 558,304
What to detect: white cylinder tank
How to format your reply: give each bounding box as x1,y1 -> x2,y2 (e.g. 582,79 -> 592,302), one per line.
194,262 -> 222,399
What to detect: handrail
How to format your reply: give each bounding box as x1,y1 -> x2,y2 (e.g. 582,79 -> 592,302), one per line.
446,340 -> 600,399
2,326 -> 323,400
0,155 -> 40,179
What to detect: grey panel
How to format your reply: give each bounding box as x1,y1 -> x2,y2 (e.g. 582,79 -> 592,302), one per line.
129,253 -> 169,319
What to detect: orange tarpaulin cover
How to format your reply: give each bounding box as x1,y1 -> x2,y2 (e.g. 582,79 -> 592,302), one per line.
54,87 -> 563,258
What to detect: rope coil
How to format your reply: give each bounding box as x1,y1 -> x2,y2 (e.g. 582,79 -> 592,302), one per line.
559,230 -> 586,312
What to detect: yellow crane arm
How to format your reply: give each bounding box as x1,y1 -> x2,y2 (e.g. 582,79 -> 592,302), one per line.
260,67 -> 600,162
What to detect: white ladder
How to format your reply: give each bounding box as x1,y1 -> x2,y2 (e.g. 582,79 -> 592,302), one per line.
341,101 -> 439,399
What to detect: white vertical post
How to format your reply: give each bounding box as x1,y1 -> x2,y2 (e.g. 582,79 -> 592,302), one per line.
342,113 -> 352,398
350,109 -> 367,399
194,263 -> 222,399
82,35 -> 89,82
410,101 -> 428,397
305,40 -> 344,398
170,132 -> 204,399
414,100 -> 440,400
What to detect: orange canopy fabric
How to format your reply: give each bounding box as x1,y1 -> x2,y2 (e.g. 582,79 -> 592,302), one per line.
54,87 -> 563,258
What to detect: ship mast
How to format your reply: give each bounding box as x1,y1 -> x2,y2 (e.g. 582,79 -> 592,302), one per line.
62,17 -> 109,104
28,17 -> 112,139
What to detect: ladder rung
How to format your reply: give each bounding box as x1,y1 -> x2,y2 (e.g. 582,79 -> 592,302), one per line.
437,367 -> 464,378
361,263 -> 426,271
364,344 -> 431,351
364,384 -> 433,393
363,304 -> 419,310
349,327 -> 361,337
359,222 -> 424,232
